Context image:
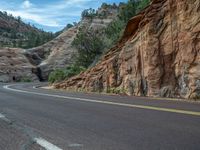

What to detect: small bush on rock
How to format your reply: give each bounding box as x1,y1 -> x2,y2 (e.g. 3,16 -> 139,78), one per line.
48,65 -> 86,83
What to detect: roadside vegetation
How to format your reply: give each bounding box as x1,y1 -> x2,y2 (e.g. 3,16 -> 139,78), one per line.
48,0 -> 150,83
48,65 -> 86,83
20,76 -> 32,82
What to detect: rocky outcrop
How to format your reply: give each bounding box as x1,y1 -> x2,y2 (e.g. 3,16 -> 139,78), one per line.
89,3 -> 119,30
55,0 -> 200,99
25,26 -> 78,80
0,48 -> 38,82
25,4 -> 119,80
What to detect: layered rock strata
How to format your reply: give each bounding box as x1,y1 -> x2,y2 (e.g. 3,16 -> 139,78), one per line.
0,48 -> 38,82
25,27 -> 78,80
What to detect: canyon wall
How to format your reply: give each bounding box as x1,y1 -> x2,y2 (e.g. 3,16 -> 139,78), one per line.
0,48 -> 38,82
55,0 -> 200,99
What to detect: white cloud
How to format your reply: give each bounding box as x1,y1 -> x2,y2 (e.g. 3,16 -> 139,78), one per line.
4,9 -> 63,27
0,0 -> 100,30
22,0 -> 33,9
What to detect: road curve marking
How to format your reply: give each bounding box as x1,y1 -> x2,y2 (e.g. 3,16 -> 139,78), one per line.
0,113 -> 5,119
34,138 -> 63,150
3,85 -> 200,117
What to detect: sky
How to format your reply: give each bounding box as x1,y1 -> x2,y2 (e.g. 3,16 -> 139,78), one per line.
0,0 -> 127,32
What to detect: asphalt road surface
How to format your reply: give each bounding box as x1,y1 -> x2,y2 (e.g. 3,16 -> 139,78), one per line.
0,83 -> 200,150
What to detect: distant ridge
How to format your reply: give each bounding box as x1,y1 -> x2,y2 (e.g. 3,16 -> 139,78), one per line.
0,11 -> 55,48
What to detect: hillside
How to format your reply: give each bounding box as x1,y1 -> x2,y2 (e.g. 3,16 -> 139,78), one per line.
0,11 -> 54,48
25,3 -> 120,80
55,0 -> 200,100
25,26 -> 78,80
0,3 -> 120,82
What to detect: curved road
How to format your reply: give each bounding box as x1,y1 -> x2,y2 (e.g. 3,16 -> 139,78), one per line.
0,83 -> 200,150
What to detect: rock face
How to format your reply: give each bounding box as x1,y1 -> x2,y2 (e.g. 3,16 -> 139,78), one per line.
88,4 -> 119,30
55,0 -> 200,99
0,48 -> 38,82
25,26 -> 78,80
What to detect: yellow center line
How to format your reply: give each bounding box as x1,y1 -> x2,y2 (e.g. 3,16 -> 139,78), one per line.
4,85 -> 200,117
104,102 -> 200,116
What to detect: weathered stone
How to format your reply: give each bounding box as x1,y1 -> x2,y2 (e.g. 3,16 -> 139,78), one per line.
55,0 -> 200,100
25,27 -> 78,80
0,48 -> 38,82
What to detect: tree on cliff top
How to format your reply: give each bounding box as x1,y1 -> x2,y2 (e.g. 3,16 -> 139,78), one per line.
81,8 -> 97,19
119,0 -> 150,23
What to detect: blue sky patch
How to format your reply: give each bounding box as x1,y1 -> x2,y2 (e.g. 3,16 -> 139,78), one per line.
0,0 -> 127,32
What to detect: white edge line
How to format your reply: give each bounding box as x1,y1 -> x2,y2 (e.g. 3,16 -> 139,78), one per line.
3,85 -> 200,116
0,113 -> 11,123
34,137 -> 63,150
0,110 -> 61,150
0,113 -> 5,118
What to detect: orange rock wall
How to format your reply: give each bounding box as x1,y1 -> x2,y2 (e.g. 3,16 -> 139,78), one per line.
55,0 -> 200,99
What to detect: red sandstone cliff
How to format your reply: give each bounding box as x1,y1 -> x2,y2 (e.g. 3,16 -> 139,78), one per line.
55,0 -> 200,99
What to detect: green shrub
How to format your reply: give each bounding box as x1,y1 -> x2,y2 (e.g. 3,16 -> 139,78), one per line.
48,69 -> 66,83
108,87 -> 127,94
104,19 -> 125,47
64,64 -> 86,78
48,65 -> 86,83
72,30 -> 105,68
20,76 -> 32,82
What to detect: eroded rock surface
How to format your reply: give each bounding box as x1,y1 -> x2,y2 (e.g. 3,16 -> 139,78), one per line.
55,0 -> 200,99
0,48 -> 38,82
25,27 -> 78,80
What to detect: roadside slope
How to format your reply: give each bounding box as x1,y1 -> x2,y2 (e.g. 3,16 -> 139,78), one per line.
55,0 -> 200,99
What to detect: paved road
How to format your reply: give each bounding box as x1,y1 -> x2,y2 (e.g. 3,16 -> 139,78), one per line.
0,83 -> 200,150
